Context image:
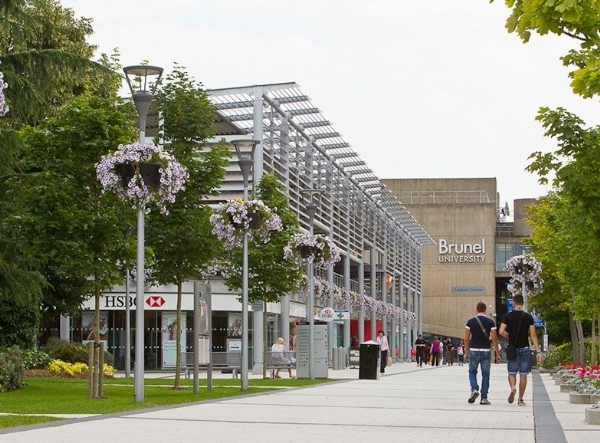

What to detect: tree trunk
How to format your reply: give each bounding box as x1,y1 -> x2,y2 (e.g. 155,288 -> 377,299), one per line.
592,315 -> 597,367
569,311 -> 580,363
576,319 -> 586,366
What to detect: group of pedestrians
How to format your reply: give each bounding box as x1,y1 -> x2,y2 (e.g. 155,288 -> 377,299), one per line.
414,295 -> 542,407
414,335 -> 465,367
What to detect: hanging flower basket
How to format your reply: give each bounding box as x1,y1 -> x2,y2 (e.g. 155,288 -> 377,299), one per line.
284,233 -> 341,268
0,71 -> 9,117
209,199 -> 283,250
95,142 -> 188,214
505,253 -> 543,297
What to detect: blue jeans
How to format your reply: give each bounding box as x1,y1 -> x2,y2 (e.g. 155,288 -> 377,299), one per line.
507,347 -> 532,375
468,350 -> 492,398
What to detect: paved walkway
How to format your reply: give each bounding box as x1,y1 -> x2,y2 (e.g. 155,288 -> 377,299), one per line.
2,362 -> 599,442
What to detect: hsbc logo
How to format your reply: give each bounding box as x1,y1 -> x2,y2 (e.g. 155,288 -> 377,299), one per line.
146,296 -> 166,308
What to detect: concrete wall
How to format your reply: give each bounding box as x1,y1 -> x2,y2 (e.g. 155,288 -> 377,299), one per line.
383,178 -> 498,339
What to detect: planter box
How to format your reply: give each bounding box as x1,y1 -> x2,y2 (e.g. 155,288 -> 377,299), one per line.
560,383 -> 577,393
591,394 -> 600,404
555,377 -> 566,385
585,406 -> 600,425
569,392 -> 591,404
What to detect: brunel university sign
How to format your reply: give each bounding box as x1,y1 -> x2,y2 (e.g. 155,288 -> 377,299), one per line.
438,238 -> 486,263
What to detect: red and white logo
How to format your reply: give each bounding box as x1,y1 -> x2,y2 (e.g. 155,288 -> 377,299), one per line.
146,296 -> 166,308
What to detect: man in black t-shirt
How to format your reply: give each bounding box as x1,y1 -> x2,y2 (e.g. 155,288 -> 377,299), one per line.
415,335 -> 426,367
464,302 -> 501,405
499,294 -> 543,406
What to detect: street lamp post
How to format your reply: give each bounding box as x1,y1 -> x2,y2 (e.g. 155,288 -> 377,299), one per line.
522,244 -> 532,313
300,189 -> 322,379
123,65 -> 163,402
232,139 -> 259,391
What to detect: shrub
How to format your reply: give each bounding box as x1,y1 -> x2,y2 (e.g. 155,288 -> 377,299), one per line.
44,338 -> 89,364
542,341 -> 595,370
48,359 -> 115,378
44,338 -> 114,366
0,346 -> 25,392
21,349 -> 52,370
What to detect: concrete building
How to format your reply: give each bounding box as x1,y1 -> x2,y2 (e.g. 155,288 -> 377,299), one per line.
382,178 -> 536,341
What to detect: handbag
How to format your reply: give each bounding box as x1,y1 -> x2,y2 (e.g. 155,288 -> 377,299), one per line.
386,354 -> 392,367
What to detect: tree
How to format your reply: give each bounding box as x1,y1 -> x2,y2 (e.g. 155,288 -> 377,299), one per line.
494,0 -> 600,363
526,194 -> 596,363
147,65 -> 230,388
0,0 -> 121,340
496,0 -> 600,98
6,94 -> 137,395
220,173 -> 305,378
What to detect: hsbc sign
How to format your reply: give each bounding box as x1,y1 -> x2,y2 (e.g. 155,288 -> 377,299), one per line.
82,293 -> 186,310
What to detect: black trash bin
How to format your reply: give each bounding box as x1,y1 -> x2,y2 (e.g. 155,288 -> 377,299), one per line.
359,341 -> 380,380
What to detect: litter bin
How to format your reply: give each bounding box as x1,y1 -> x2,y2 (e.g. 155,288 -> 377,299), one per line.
359,341 -> 380,380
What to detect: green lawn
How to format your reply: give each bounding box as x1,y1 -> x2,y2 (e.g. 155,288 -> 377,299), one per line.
0,376 -> 336,429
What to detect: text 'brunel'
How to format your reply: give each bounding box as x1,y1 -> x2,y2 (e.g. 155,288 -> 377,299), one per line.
438,238 -> 486,263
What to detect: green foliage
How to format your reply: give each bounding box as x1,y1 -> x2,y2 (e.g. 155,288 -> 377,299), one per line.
6,95 -> 137,315
21,348 -> 51,369
0,297 -> 41,348
541,341 -> 595,369
44,339 -> 89,364
223,173 -> 305,304
0,0 -> 120,126
44,338 -> 114,366
0,345 -> 25,392
148,65 -> 230,289
498,0 -> 600,98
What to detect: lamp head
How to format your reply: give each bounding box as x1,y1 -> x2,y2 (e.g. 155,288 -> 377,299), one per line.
123,65 -> 163,96
231,139 -> 259,183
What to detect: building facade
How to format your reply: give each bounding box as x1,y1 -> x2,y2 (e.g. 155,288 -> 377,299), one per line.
42,83 -> 434,371
382,178 -> 536,342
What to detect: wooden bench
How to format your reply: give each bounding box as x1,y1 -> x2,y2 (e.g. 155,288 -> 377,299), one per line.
181,351 -> 242,379
266,351 -> 296,378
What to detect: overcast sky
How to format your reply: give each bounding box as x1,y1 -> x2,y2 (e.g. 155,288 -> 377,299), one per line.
61,0 -> 599,211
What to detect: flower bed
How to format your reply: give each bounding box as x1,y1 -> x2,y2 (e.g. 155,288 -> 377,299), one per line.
556,364 -> 600,395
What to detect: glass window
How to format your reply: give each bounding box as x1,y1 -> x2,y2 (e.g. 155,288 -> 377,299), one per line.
495,243 -> 520,271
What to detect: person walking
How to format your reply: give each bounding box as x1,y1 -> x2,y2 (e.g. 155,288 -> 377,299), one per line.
456,339 -> 465,366
464,301 -> 501,405
430,336 -> 442,367
446,338 -> 455,366
415,334 -> 427,367
376,330 -> 389,374
498,294 -> 543,406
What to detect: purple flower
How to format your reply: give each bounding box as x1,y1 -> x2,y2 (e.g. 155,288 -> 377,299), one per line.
95,142 -> 188,214
284,233 -> 341,268
210,199 -> 283,250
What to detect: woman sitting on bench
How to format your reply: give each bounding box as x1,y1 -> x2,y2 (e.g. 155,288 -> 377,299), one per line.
271,337 -> 295,379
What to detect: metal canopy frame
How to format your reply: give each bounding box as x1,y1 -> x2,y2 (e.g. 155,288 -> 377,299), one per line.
208,82 -> 433,294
